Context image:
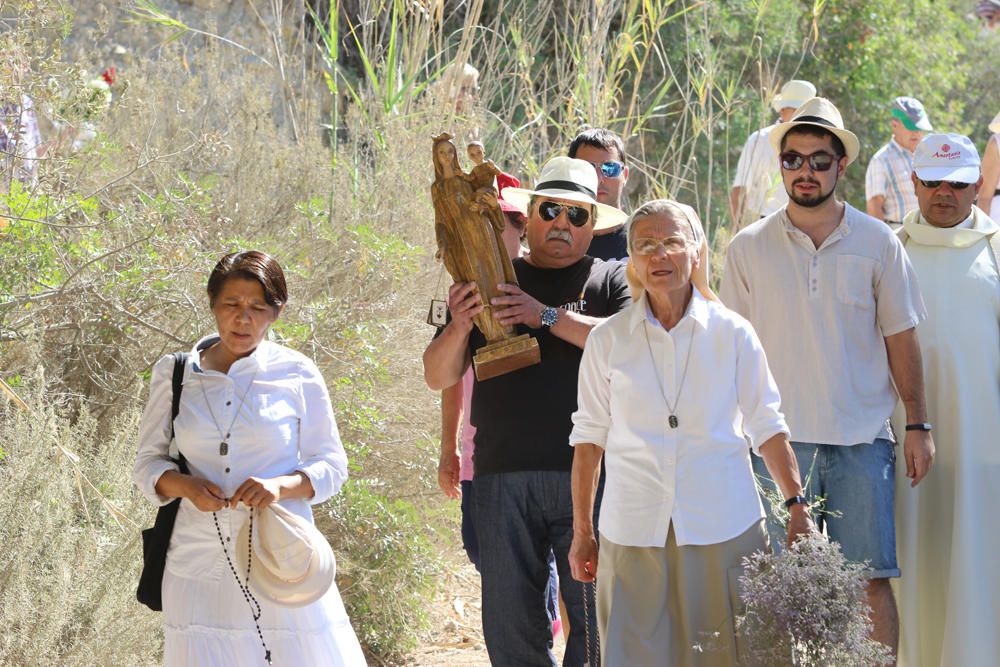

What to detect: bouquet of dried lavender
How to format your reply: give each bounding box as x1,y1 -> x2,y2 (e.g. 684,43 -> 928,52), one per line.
736,533 -> 892,666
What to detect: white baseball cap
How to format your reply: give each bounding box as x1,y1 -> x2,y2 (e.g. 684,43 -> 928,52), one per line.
771,80 -> 817,112
913,133 -> 981,183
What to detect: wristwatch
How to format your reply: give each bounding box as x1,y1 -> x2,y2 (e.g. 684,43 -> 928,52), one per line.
783,495 -> 808,509
540,306 -> 559,329
904,422 -> 932,432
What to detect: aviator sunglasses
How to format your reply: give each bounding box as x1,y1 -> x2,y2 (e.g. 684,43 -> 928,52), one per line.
917,177 -> 971,190
594,160 -> 626,178
538,200 -> 591,227
779,151 -> 841,172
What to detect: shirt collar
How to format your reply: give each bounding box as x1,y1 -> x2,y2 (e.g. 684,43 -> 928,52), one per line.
190,333 -> 271,373
889,138 -> 914,158
779,204 -> 852,242
629,287 -> 710,333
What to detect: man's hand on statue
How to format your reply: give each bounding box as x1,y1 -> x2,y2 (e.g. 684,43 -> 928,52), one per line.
447,281 -> 483,332
491,283 -> 544,328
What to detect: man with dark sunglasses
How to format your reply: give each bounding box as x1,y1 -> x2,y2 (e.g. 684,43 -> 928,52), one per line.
866,97 -> 934,226
721,97 -> 934,663
893,132 -> 1000,667
569,128 -> 631,260
423,156 -> 630,666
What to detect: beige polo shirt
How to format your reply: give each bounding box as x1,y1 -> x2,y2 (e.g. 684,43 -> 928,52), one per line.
720,203 -> 926,446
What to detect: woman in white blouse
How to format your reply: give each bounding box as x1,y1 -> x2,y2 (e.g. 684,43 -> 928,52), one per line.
133,251 -> 366,666
567,201 -> 812,666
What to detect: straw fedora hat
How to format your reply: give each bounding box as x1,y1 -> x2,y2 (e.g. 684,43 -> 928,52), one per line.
770,80 -> 816,112
501,156 -> 628,231
236,503 -> 335,608
989,110 -> 1000,135
768,97 -> 861,165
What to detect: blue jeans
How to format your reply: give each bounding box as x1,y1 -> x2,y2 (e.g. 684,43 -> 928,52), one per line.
752,438 -> 900,578
462,479 -> 560,626
473,470 -> 602,667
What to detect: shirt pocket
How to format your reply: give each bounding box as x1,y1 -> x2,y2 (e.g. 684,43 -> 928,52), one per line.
835,255 -> 877,308
253,390 -> 300,450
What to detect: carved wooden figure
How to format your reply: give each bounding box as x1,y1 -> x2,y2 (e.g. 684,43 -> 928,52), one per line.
431,133 -> 539,380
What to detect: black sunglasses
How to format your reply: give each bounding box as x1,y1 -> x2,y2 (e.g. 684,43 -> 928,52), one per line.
917,177 -> 971,190
538,200 -> 591,227
780,151 -> 841,172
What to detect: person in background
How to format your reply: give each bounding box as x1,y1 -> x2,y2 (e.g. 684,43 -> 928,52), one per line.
893,133 -> 1000,667
730,79 -> 817,231
865,96 -> 933,226
568,128 -> 631,260
978,111 -> 1000,218
436,182 -> 563,639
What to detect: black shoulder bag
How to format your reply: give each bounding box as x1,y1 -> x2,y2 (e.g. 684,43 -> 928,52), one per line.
136,352 -> 190,611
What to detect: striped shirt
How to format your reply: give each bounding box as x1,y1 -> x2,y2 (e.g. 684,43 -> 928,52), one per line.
865,139 -> 918,222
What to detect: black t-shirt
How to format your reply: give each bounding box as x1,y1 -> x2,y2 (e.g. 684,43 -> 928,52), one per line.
469,256 -> 630,476
586,225 -> 629,261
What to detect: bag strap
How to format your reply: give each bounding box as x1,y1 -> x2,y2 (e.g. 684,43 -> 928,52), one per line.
170,352 -> 191,475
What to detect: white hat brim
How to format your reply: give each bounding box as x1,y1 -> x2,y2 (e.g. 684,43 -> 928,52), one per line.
236,504 -> 336,608
989,111 -> 1000,135
913,165 -> 981,184
501,186 -> 627,231
768,121 -> 861,165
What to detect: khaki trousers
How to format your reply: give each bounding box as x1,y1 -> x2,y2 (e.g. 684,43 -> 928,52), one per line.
596,520 -> 768,667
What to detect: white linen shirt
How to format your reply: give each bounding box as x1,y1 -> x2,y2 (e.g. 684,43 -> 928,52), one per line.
570,290 -> 788,548
720,204 -> 927,447
865,139 -> 919,222
133,335 -> 348,579
733,123 -> 788,218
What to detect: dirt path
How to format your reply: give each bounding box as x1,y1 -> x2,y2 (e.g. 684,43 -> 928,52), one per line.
405,559 -> 566,666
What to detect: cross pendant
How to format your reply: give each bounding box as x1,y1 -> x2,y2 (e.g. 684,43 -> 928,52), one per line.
668,415 -> 678,429
219,441 -> 229,456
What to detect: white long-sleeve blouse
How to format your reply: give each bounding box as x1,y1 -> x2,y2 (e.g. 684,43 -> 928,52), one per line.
570,290 -> 788,549
133,335 -> 348,579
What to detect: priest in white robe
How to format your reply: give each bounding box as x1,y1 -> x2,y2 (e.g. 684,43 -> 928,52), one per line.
892,133 -> 1000,667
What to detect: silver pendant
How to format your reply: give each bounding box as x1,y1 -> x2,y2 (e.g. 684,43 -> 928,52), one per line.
220,441 -> 229,456
668,415 -> 678,429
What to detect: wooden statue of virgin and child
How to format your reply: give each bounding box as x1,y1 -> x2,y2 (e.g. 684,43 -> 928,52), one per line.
430,132 -> 540,380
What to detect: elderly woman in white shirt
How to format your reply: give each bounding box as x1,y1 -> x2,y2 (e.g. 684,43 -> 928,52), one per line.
568,201 -> 812,666
133,251 -> 366,666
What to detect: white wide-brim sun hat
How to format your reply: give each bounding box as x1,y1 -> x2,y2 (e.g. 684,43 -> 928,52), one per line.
770,79 -> 817,113
769,96 -> 861,165
501,156 -> 628,231
236,503 -> 336,608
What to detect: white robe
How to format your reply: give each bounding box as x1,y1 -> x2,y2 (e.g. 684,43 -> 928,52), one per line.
892,207 -> 1000,667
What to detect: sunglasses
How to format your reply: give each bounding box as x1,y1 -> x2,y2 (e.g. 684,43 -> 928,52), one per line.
779,151 -> 841,172
582,160 -> 625,178
538,200 -> 591,227
632,236 -> 690,256
916,177 -> 971,190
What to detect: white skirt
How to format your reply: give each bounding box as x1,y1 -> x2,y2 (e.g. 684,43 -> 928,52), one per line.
162,564 -> 367,667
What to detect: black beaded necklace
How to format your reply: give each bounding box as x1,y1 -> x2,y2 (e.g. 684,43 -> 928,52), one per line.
213,507 -> 272,665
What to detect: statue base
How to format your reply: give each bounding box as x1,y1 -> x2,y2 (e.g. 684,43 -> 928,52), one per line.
473,334 -> 541,381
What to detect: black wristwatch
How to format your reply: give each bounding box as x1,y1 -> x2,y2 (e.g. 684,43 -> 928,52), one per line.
783,495 -> 808,509
904,422 -> 932,432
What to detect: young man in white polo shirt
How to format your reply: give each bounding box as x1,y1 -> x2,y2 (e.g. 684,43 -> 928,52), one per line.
720,97 -> 935,661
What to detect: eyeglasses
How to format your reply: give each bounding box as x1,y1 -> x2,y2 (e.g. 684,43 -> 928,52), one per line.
916,177 -> 971,190
779,151 -> 841,172
583,160 -> 625,178
631,236 -> 690,256
538,200 -> 591,227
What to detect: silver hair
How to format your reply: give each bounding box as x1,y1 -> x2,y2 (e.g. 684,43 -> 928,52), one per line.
624,199 -> 702,249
